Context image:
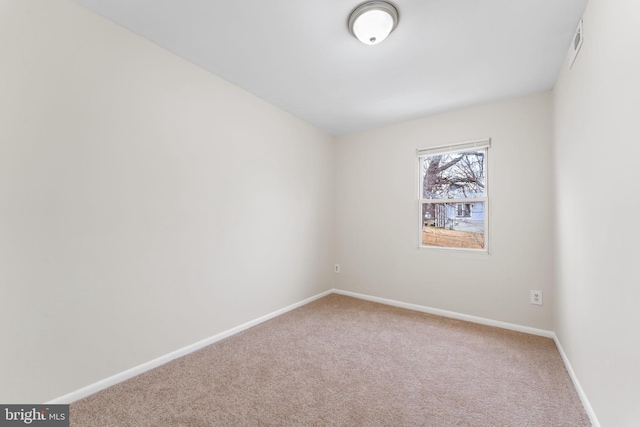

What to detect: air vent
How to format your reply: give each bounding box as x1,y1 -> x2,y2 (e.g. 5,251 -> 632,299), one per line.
569,20 -> 583,69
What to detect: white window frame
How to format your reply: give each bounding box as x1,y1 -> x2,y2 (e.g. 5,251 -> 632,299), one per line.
416,138 -> 490,253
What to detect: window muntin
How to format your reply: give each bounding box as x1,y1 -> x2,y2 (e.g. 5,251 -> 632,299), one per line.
418,140 -> 489,251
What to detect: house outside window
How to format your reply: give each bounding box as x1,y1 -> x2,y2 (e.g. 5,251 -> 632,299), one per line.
417,139 -> 490,251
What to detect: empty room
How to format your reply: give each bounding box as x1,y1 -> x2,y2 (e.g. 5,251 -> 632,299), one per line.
1,0 -> 638,426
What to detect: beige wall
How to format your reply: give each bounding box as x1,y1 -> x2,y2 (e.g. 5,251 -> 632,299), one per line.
0,1 -> 334,403
553,0 -> 640,424
5,1 -> 638,422
334,92 -> 555,330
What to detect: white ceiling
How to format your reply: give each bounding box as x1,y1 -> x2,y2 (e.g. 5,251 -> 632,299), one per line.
72,0 -> 588,136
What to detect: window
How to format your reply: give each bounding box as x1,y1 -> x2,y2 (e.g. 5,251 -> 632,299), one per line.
456,203 -> 471,218
417,139 -> 490,251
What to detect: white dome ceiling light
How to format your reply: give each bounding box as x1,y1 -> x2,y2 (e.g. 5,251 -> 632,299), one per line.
348,1 -> 399,46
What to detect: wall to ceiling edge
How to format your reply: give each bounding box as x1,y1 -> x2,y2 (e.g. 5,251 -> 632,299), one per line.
0,0 -> 334,403
6,2 -> 638,423
334,92 -> 556,331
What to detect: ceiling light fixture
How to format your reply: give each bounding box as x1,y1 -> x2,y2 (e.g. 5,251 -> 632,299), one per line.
348,1 -> 399,46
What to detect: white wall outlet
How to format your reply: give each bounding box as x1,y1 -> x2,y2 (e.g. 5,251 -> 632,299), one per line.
530,290 -> 543,305
334,264 -> 341,273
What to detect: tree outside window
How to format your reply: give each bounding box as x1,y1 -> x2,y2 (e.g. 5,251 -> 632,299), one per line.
418,140 -> 489,251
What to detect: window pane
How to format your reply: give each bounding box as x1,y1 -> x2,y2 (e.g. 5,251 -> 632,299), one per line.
421,150 -> 486,199
421,202 -> 485,249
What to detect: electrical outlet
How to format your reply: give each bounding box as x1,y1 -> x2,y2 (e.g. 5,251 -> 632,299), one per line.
334,264 -> 341,273
530,290 -> 543,305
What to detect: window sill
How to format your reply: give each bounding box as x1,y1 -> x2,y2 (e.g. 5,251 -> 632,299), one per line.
418,245 -> 491,258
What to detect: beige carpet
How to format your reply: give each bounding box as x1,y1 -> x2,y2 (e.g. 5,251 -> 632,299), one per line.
70,294 -> 591,426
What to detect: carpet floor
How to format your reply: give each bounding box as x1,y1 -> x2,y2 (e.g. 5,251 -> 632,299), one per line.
70,294 -> 591,426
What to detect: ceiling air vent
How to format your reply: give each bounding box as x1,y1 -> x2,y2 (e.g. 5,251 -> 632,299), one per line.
569,20 -> 583,69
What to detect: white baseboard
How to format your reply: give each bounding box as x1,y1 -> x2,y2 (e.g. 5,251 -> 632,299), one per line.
552,335 -> 601,427
333,289 -> 599,426
49,286 -> 598,427
331,289 -> 555,338
47,289 -> 333,404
